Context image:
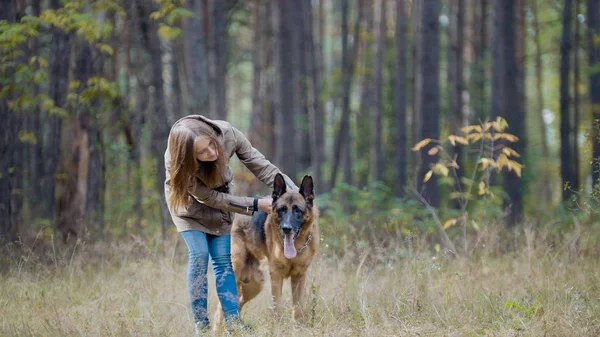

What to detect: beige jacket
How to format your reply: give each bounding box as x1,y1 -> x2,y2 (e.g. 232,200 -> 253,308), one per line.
164,115 -> 297,235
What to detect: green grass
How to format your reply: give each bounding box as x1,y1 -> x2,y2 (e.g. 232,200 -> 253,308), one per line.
1,227 -> 599,337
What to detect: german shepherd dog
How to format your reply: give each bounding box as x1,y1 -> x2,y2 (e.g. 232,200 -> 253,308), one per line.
215,173 -> 319,325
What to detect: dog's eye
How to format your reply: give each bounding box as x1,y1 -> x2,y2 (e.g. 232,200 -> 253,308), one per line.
292,205 -> 303,216
277,206 -> 287,216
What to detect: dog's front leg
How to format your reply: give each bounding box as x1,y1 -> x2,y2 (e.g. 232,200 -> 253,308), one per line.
270,271 -> 284,319
291,274 -> 306,323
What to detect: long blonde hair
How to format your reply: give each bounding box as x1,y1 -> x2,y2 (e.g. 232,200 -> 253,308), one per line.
168,119 -> 227,211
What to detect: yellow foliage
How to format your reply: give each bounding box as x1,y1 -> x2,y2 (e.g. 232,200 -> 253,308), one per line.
448,135 -> 468,146
433,163 -> 449,177
424,170 -> 433,183
443,218 -> 458,230
502,147 -> 521,158
497,154 -> 510,170
412,138 -> 432,151
478,181 -> 486,196
428,146 -> 440,155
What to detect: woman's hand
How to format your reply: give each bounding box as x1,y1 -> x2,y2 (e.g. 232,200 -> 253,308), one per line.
257,198 -> 273,213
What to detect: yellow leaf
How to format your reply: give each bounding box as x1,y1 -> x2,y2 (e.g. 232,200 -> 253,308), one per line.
412,138 -> 431,151
497,153 -> 509,170
424,170 -> 433,183
483,122 -> 493,131
69,80 -> 81,89
449,192 -> 461,199
443,218 -> 458,230
492,117 -> 508,132
478,158 -> 489,170
495,133 -> 520,142
454,136 -> 468,145
502,147 -> 521,158
428,146 -> 440,155
461,125 -> 481,134
467,133 -> 482,142
98,44 -> 114,56
448,135 -> 456,146
478,181 -> 486,195
509,160 -> 524,177
433,163 -> 449,176
18,131 -> 38,144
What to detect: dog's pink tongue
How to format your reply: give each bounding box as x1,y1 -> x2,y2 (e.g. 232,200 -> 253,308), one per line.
283,235 -> 297,259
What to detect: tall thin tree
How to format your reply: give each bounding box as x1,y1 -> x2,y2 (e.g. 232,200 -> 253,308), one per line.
560,0 -> 575,202
182,0 -> 209,116
588,0 -> 600,189
449,0 -> 466,203
273,0 -> 297,180
331,0 -> 362,188
394,0 -> 408,197
573,0 -> 582,193
418,0 -> 441,207
372,0 -> 386,183
208,0 -> 227,120
532,0 -> 551,202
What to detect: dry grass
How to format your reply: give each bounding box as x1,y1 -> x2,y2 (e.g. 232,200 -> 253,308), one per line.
1,227 -> 599,337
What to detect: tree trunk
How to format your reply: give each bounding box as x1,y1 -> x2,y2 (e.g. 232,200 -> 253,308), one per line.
449,0 -> 466,206
250,0 -> 269,153
411,0 -> 423,181
139,0 -> 171,239
560,0 -> 575,202
58,41 -> 93,243
183,0 -> 209,116
273,0 -> 297,180
292,0 -> 311,175
124,0 -> 144,235
499,0 -> 524,225
302,0 -> 325,189
394,0 -> 407,197
470,0 -> 488,123
208,0 -> 227,120
418,0 -> 441,207
356,1 -> 375,188
573,0 -> 582,193
25,0 -> 43,216
531,0 -> 551,203
588,0 -> 600,189
44,0 -> 71,231
372,0 -> 385,183
331,0 -> 362,188
0,1 -> 18,242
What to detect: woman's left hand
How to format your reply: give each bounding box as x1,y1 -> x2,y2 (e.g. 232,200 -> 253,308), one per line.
257,198 -> 273,213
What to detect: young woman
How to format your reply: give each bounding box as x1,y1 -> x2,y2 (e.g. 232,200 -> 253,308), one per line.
164,115 -> 296,333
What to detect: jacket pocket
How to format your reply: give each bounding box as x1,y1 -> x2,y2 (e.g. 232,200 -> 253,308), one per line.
221,210 -> 234,225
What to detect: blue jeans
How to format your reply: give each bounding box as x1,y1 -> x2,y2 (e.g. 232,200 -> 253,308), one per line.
181,231 -> 240,327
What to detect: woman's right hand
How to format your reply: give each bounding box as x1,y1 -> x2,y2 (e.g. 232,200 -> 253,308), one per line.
257,198 -> 273,213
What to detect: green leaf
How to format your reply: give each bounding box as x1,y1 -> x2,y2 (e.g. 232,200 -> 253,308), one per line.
97,43 -> 114,56
157,24 -> 182,40
18,131 -> 38,144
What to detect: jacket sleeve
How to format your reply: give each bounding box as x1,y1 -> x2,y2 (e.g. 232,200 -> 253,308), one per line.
231,126 -> 298,191
165,145 -> 256,215
190,183 -> 257,215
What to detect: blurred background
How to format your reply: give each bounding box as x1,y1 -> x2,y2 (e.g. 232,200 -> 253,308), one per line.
1,0 -> 599,254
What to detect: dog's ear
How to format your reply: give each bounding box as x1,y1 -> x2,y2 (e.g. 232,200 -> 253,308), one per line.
299,175 -> 314,207
272,173 -> 287,202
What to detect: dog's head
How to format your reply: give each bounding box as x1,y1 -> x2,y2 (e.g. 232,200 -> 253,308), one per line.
271,173 -> 315,259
